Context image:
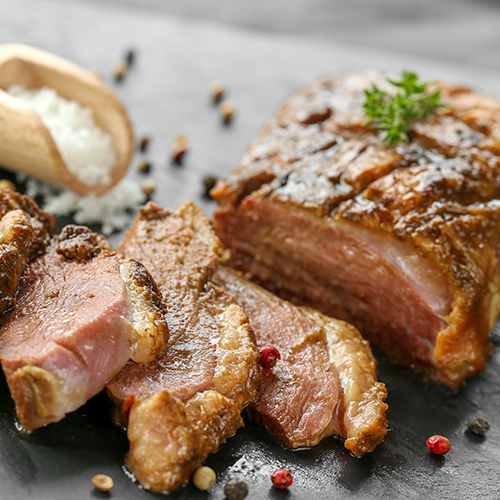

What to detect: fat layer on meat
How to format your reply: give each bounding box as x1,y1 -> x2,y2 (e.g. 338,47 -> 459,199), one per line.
0,225 -> 168,430
214,266 -> 388,456
0,188 -> 54,313
212,73 -> 500,387
107,202 -> 259,493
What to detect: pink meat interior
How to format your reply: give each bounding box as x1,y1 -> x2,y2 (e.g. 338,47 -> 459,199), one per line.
0,253 -> 132,399
214,194 -> 453,372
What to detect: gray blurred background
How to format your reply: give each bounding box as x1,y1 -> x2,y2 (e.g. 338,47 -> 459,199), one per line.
81,0 -> 500,70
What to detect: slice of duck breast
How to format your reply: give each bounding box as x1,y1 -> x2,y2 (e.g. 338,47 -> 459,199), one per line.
0,225 -> 168,430
107,202 -> 260,493
214,266 -> 388,456
212,73 -> 500,388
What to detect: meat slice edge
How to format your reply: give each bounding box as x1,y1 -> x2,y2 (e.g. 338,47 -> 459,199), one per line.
214,195 -> 454,383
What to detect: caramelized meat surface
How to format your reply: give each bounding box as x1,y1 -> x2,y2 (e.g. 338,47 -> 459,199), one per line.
0,225 -> 168,430
212,73 -> 500,387
108,202 -> 259,493
214,266 -> 387,455
127,390 -> 242,492
0,188 -> 54,313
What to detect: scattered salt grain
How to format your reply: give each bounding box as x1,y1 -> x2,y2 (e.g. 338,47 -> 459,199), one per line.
22,176 -> 145,235
7,85 -> 116,187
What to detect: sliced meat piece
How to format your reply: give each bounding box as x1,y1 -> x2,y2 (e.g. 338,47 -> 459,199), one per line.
107,202 -> 259,493
0,225 -> 168,430
0,188 -> 55,313
212,73 -> 500,388
214,266 -> 387,456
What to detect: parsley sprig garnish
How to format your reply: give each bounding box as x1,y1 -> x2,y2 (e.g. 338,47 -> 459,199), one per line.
363,70 -> 445,146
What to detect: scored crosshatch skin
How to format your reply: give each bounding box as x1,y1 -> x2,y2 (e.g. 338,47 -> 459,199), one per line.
212,72 -> 500,388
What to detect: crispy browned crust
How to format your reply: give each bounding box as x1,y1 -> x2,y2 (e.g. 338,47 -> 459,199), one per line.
3,189 -> 55,260
119,259 -> 169,365
212,73 -> 500,387
0,210 -> 34,313
126,391 -> 202,492
56,225 -> 112,260
0,188 -> 55,314
126,390 -> 243,492
184,391 -> 243,458
3,364 -> 81,430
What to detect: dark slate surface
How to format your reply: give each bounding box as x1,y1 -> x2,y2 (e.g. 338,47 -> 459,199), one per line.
1,1 -> 500,499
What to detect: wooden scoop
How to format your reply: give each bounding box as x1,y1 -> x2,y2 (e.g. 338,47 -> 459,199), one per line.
0,44 -> 134,196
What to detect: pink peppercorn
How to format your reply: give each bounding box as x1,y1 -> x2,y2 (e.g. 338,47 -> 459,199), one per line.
426,435 -> 451,455
259,345 -> 281,371
271,469 -> 293,489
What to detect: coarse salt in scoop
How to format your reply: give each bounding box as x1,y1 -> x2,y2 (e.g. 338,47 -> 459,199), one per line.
0,44 -> 134,195
8,84 -> 116,187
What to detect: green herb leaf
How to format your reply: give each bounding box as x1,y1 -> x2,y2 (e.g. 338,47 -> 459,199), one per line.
363,70 -> 446,146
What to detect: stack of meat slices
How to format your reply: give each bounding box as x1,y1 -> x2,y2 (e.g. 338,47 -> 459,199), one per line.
214,266 -> 388,456
107,201 -> 260,493
0,223 -> 169,430
212,73 -> 500,388
108,200 -> 387,493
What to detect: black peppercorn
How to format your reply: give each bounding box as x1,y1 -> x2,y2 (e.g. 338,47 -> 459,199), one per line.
467,417 -> 490,435
137,161 -> 151,173
224,478 -> 248,500
125,49 -> 136,67
203,175 -> 218,198
139,136 -> 150,153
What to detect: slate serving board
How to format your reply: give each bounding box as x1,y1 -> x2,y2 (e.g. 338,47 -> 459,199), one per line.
0,1 -> 499,498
